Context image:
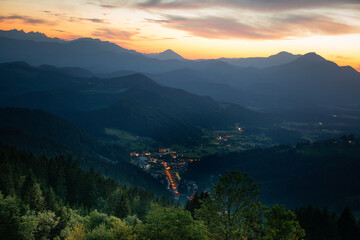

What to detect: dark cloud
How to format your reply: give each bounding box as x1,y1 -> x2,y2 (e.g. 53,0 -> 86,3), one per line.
91,28 -> 137,40
99,4 -> 118,8
157,14 -> 359,39
0,15 -> 52,25
83,18 -> 108,23
137,0 -> 360,11
87,2 -> 118,8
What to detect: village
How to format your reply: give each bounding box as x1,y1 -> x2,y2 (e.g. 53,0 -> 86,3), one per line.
129,127 -> 251,198
130,148 -> 200,198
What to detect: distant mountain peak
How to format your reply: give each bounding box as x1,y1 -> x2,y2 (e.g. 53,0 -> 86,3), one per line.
273,51 -> 294,57
0,29 -> 64,43
146,49 -> 185,60
296,52 -> 327,63
163,49 -> 176,54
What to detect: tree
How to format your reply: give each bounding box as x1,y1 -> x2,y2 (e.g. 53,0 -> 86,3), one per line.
338,207 -> 360,240
185,192 -> 200,217
34,211 -> 59,240
85,210 -> 113,231
20,210 -> 59,240
136,204 -> 208,240
0,193 -> 23,240
264,205 -> 305,240
185,191 -> 210,218
65,222 -> 87,240
21,170 -> 45,211
296,206 -> 339,240
106,188 -> 131,219
45,187 -> 58,212
111,218 -> 136,240
87,224 -> 113,240
196,170 -> 264,240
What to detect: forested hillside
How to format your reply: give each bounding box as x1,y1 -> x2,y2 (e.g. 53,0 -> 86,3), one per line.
183,136 -> 360,211
1,144 -> 359,239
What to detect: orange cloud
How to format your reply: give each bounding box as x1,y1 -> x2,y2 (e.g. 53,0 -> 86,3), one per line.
151,14 -> 359,40
137,0 -> 359,11
91,28 -> 137,40
0,15 -> 53,25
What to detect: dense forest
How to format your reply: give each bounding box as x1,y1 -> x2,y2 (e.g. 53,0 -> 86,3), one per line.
1,144 -> 360,239
183,136 -> 360,211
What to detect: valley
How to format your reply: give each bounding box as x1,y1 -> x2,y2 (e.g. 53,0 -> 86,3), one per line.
1,0 -> 360,237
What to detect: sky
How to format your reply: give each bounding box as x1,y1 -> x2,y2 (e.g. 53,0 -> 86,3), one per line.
0,0 -> 360,70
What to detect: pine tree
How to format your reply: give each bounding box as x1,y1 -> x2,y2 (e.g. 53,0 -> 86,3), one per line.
21,169 -> 45,211
45,187 -> 58,212
338,207 -> 360,240
107,188 -> 131,219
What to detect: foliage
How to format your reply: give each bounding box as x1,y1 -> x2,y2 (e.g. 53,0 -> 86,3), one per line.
196,170 -> 264,240
110,219 -> 135,240
184,191 -> 210,218
264,205 -> 305,240
1,144 -> 360,240
64,222 -> 87,240
136,204 -> 208,240
296,205 -> 360,240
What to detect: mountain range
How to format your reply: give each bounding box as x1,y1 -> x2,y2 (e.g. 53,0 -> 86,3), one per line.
0,62 -> 268,145
1,29 -> 359,113
152,52 -> 360,111
0,29 -> 302,73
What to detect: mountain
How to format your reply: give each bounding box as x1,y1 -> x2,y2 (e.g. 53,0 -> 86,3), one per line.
147,49 -> 185,60
38,64 -> 95,78
0,29 -> 297,74
219,51 -> 301,68
0,107 -> 168,194
153,52 -> 360,111
0,62 -> 267,145
0,29 -> 65,43
73,73 -> 267,144
252,53 -> 360,107
0,36 -> 171,73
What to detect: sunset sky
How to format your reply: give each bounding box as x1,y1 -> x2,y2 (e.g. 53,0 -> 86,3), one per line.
0,0 -> 359,70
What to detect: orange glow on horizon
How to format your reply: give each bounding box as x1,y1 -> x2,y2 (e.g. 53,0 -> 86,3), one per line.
0,0 -> 359,71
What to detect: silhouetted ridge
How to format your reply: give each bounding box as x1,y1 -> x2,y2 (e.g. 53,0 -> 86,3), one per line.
295,52 -> 327,63
0,61 -> 31,68
147,49 -> 185,60
107,73 -> 160,89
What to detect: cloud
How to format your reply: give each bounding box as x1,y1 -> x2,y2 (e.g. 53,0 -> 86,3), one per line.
52,29 -> 68,33
91,28 -> 137,40
42,10 -> 108,24
145,18 -> 170,23
162,16 -> 271,39
81,18 -> 108,23
155,14 -> 359,40
137,0 -> 360,11
99,4 -> 118,8
0,15 -> 52,25
87,2 -> 118,8
333,55 -> 353,60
